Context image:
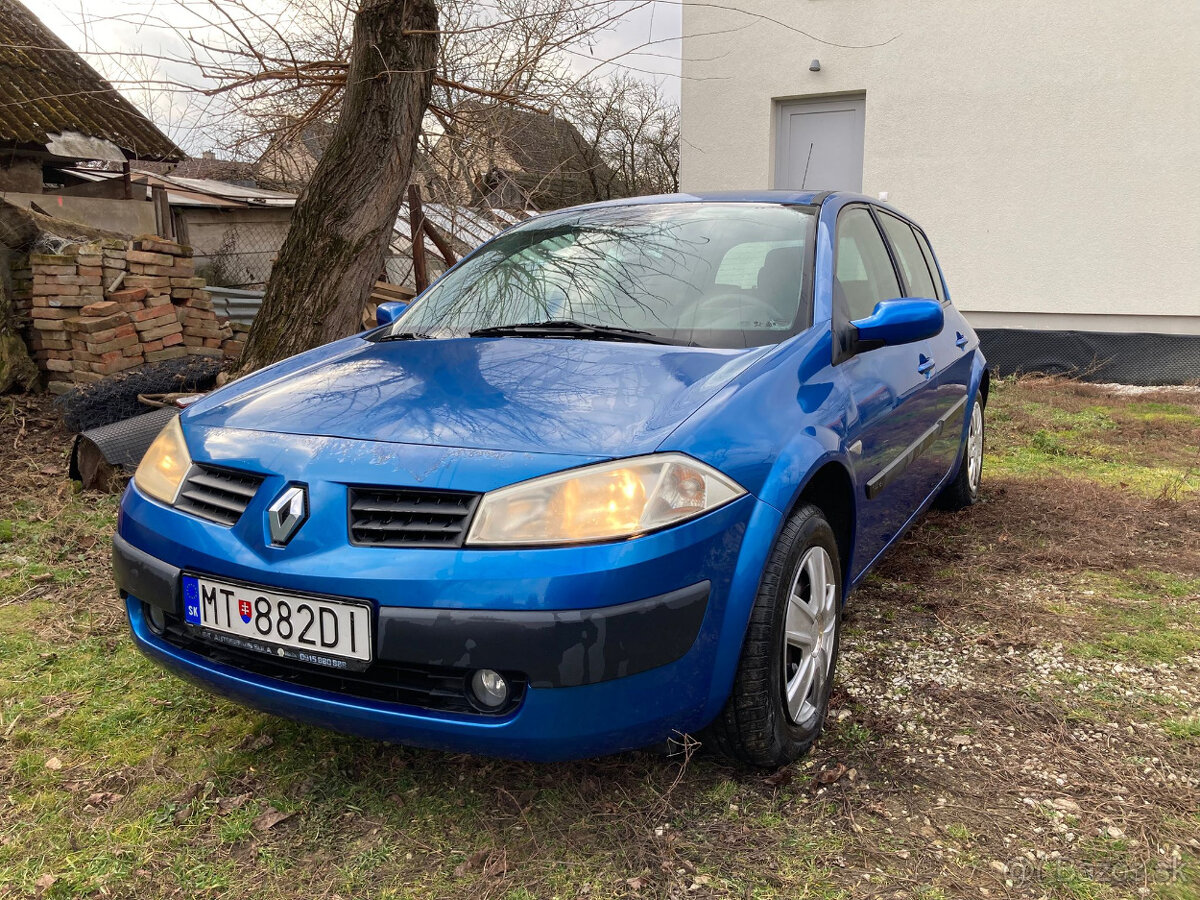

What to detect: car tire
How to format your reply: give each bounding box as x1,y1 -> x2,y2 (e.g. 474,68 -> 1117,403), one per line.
708,503 -> 842,769
935,394 -> 985,511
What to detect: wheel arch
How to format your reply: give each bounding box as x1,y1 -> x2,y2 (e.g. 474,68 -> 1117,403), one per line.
789,460 -> 856,590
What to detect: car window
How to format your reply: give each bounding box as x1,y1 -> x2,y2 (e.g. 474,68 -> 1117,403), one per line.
877,211 -> 939,301
715,240 -> 801,290
392,203 -> 816,349
835,207 -> 900,321
910,227 -> 947,302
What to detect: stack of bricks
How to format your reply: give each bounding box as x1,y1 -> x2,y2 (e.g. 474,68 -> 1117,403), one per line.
10,236 -> 239,394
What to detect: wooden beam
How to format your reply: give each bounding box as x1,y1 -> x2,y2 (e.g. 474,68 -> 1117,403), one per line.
422,216 -> 457,266
408,184 -> 428,293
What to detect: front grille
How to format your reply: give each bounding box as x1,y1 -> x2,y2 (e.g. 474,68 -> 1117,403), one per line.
156,611 -> 525,716
348,486 -> 481,548
175,464 -> 264,526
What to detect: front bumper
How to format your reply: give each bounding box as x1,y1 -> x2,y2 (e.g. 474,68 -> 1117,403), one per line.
116,532 -> 710,689
117,482 -> 785,760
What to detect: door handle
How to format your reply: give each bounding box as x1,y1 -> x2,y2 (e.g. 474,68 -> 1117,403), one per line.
955,332 -> 968,350
918,355 -> 935,377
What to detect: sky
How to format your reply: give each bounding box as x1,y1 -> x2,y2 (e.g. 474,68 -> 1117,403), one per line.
32,0 -> 683,156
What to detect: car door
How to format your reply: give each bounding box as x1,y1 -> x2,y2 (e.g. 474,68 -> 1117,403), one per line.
875,211 -> 969,487
833,205 -> 944,578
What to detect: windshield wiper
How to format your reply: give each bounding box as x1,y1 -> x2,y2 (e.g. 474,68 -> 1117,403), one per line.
469,320 -> 685,345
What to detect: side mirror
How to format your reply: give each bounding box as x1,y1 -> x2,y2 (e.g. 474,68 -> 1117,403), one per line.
375,300 -> 410,327
851,298 -> 943,352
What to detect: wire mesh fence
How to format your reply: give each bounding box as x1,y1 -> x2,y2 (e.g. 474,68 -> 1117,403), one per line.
190,219 -> 286,290
189,218 -> 430,292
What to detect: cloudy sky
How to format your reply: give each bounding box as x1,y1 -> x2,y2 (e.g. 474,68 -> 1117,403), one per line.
32,1 -> 682,155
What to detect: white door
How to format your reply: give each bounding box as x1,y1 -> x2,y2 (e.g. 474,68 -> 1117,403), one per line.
775,96 -> 866,191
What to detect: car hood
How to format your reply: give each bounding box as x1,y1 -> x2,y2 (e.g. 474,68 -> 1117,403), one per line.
185,336 -> 772,457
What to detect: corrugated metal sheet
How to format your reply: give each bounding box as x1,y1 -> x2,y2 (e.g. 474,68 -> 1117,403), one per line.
208,286 -> 264,325
161,175 -> 297,206
0,0 -> 182,160
395,203 -> 529,261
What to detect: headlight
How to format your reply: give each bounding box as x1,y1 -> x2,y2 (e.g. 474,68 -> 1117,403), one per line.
465,453 -> 745,546
133,416 -> 192,505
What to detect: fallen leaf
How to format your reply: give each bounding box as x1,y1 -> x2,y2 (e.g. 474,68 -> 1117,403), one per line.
625,875 -> 647,892
34,873 -> 56,893
84,791 -> 123,808
252,806 -> 295,831
454,849 -> 488,878
763,767 -> 793,788
816,763 -> 847,784
175,782 -> 204,804
216,793 -> 252,815
44,757 -> 63,771
236,732 -> 274,752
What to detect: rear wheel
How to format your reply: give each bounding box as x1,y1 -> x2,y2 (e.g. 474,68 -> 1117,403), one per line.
708,504 -> 842,769
936,395 -> 984,510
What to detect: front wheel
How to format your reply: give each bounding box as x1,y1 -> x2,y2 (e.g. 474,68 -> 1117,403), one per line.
708,504 -> 842,769
936,394 -> 985,511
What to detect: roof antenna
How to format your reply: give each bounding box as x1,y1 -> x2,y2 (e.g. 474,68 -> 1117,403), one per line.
800,142 -> 815,189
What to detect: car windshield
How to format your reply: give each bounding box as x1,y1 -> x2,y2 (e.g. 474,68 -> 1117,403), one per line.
382,202 -> 816,349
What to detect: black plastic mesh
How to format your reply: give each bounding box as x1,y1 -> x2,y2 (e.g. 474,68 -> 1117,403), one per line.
72,406 -> 180,473
55,356 -> 223,433
978,329 -> 1200,386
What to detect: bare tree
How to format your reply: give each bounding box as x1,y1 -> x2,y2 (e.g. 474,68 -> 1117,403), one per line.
568,72 -> 680,198
64,0 -> 672,372
236,0 -> 438,372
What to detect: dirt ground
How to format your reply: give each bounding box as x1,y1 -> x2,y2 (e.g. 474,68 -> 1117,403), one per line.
0,376 -> 1197,899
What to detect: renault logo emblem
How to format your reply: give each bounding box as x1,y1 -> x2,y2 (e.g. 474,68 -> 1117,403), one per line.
267,485 -> 308,546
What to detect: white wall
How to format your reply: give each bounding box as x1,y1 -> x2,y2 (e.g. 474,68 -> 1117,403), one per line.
681,0 -> 1200,334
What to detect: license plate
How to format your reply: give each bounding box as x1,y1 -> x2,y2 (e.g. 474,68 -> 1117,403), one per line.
182,574 -> 372,670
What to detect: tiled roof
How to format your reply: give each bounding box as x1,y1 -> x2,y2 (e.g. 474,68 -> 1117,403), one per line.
0,0 -> 182,160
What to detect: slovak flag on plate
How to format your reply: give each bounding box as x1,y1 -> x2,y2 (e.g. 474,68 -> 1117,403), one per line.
239,599 -> 253,624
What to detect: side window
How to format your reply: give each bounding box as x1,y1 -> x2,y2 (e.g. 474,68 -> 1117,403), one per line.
910,228 -> 947,302
835,207 -> 901,321
878,212 -> 938,301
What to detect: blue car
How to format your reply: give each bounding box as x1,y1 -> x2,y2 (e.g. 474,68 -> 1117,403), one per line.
114,191 -> 987,767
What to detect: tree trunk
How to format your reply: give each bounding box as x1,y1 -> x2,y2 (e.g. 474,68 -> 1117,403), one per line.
1,287 -> 37,394
237,0 -> 439,374
0,323 -> 38,394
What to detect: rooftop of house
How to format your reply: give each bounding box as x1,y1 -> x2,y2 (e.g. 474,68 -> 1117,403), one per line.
134,155 -> 259,187
0,0 -> 182,161
454,102 -> 599,180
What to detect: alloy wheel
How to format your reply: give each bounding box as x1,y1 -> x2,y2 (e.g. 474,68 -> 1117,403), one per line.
782,545 -> 838,725
967,400 -> 984,493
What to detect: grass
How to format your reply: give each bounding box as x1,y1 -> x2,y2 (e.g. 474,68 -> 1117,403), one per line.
987,378 -> 1200,497
2,379 -> 1199,899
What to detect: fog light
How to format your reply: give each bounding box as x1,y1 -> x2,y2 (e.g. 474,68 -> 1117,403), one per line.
145,603 -> 167,635
470,669 -> 509,708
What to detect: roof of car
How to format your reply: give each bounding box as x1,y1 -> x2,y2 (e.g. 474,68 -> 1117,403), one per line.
564,190 -> 873,212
